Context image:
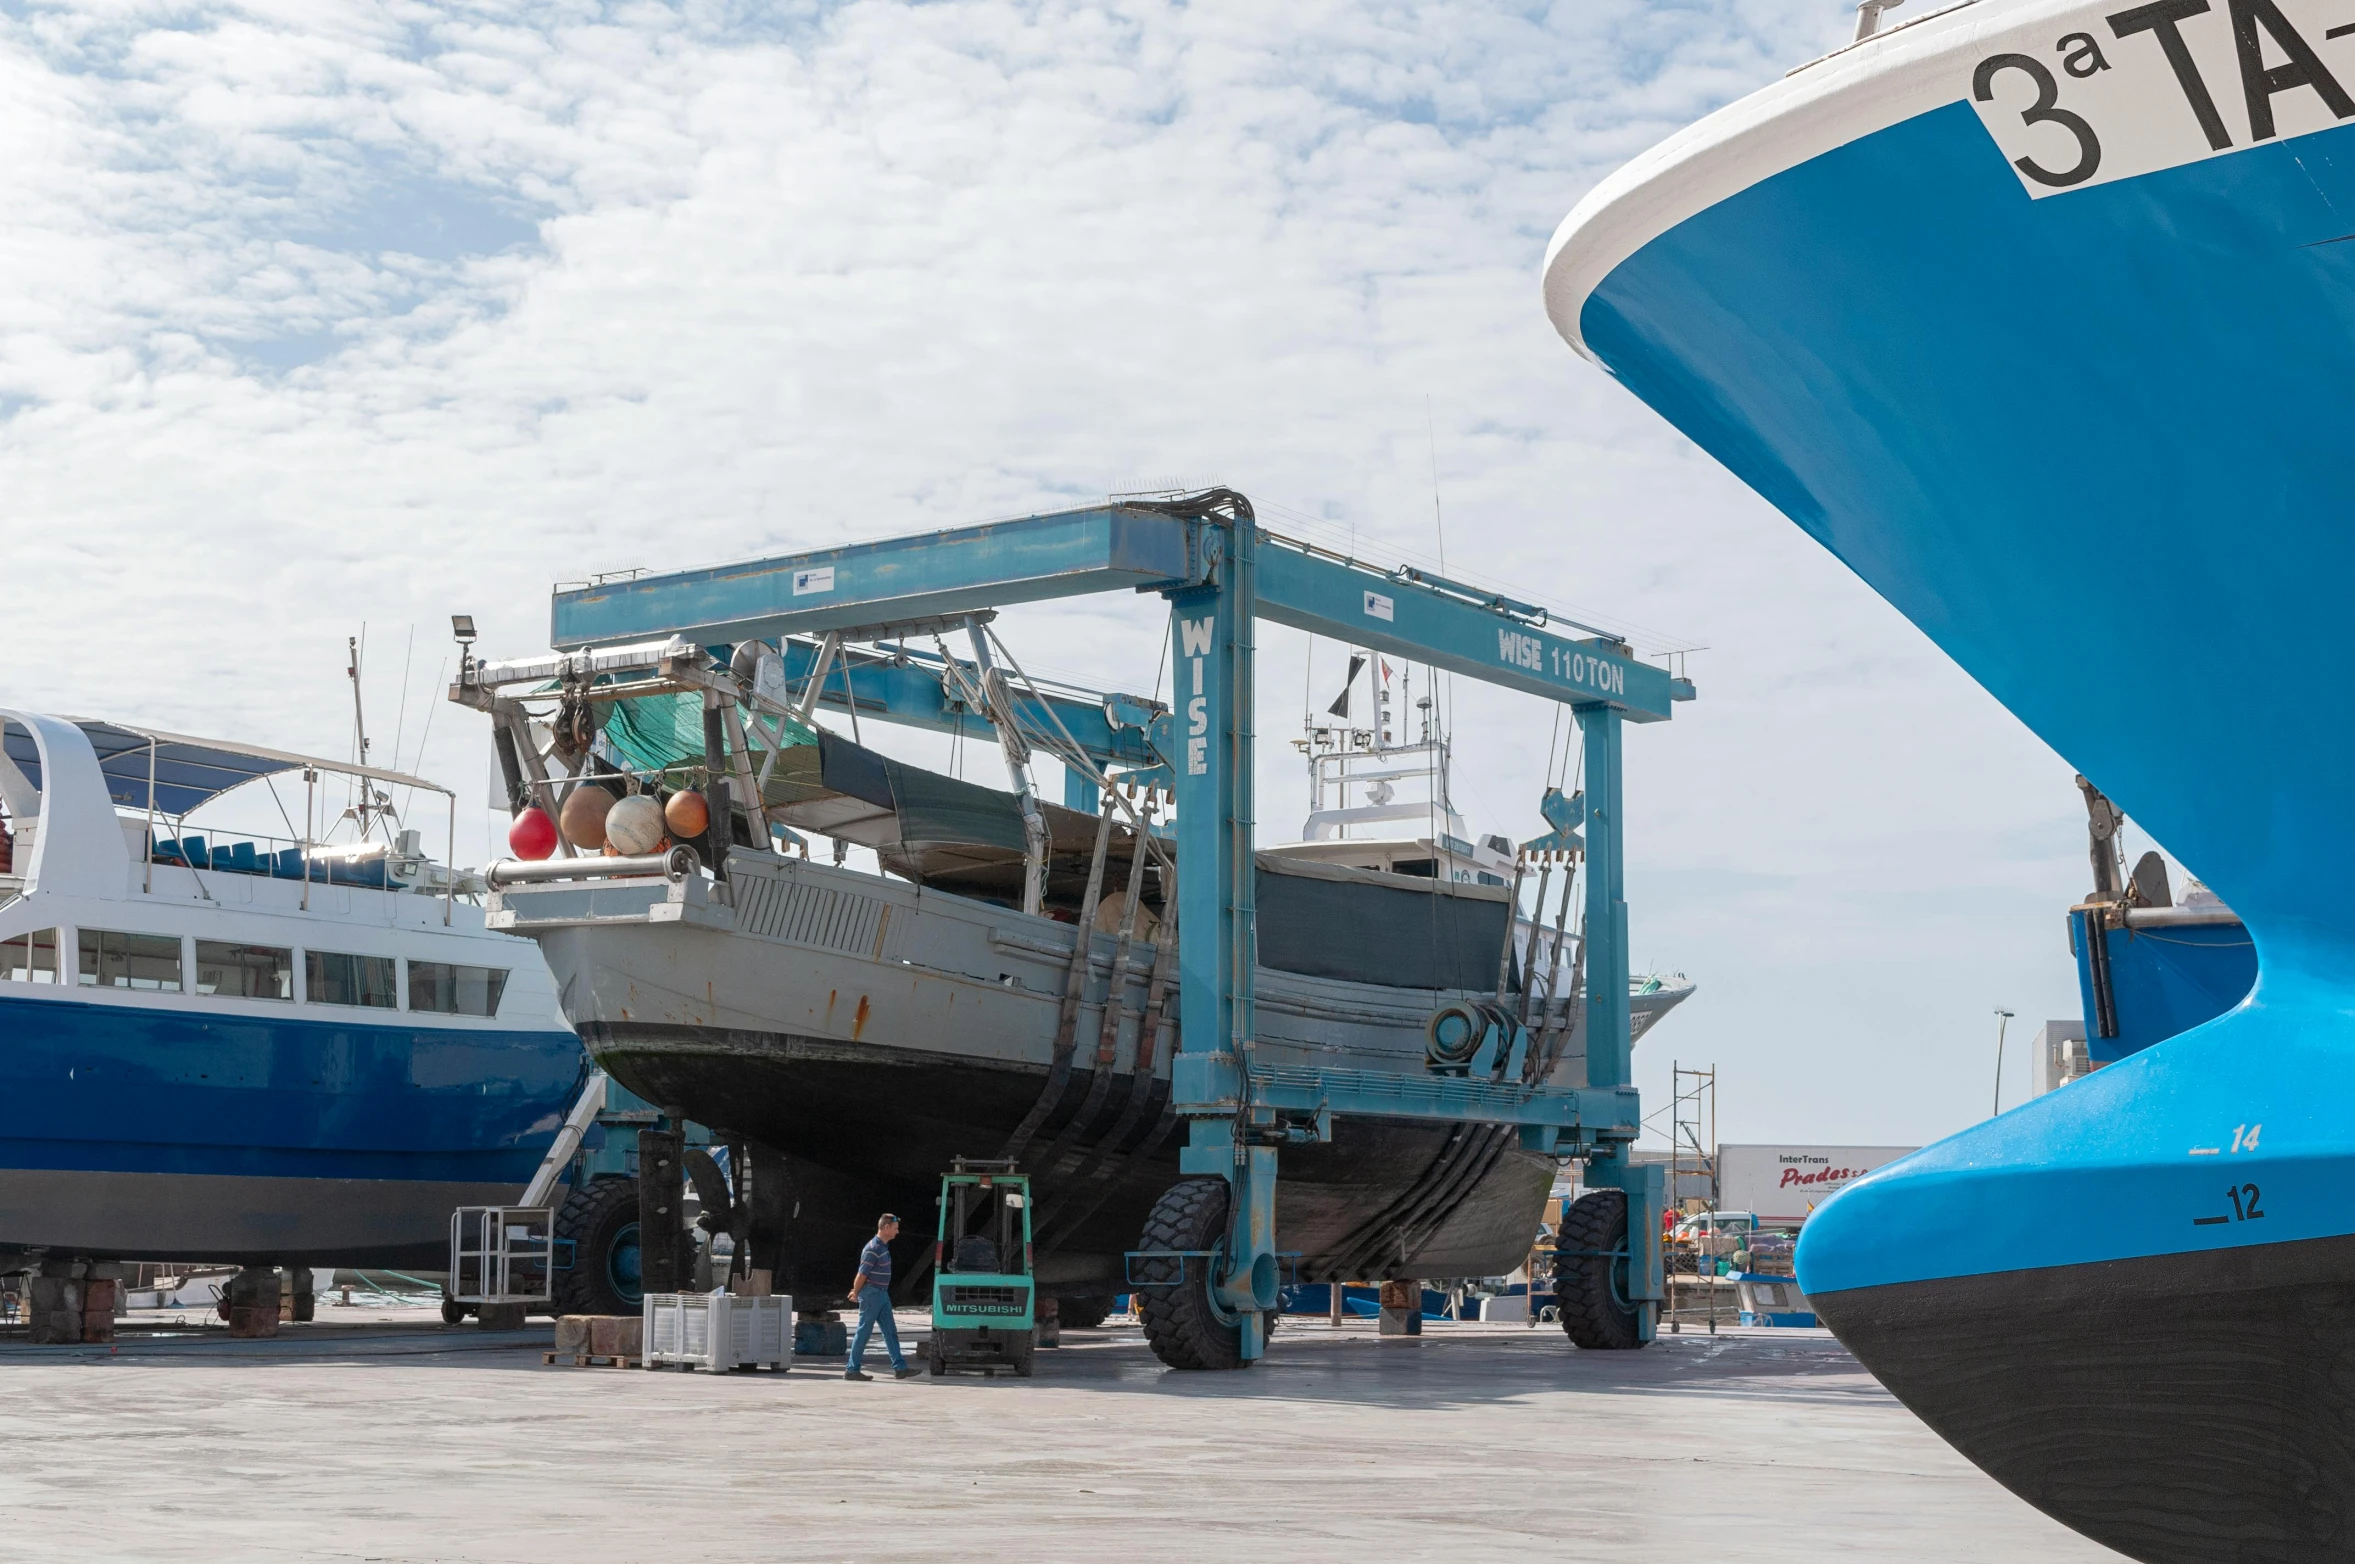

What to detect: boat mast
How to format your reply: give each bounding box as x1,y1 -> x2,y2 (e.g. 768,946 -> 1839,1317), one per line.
346,635 -> 373,840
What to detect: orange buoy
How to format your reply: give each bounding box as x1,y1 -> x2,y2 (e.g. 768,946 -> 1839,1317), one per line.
664,789 -> 710,838
558,786 -> 615,849
508,807 -> 558,861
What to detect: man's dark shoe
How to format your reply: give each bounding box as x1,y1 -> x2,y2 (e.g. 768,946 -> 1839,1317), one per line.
844,1370 -> 873,1381
894,1365 -> 921,1379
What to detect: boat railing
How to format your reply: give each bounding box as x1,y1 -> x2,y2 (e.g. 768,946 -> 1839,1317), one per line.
141,825 -> 413,890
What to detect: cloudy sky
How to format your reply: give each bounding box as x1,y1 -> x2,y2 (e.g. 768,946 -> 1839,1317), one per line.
0,0 -> 2151,1149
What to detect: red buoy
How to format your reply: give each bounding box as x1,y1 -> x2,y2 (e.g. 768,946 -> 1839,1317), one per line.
508,807 -> 559,860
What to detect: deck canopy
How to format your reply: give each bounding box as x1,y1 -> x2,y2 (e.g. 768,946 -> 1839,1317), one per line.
1,717 -> 447,818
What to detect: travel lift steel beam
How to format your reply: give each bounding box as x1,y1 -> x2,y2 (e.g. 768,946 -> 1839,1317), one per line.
542,492 -> 1693,1358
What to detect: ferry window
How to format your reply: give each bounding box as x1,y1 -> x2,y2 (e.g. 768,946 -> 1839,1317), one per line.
306,950 -> 396,1009
1391,858 -> 1438,878
76,929 -> 184,992
406,960 -> 508,1018
0,928 -> 60,984
195,941 -> 293,1001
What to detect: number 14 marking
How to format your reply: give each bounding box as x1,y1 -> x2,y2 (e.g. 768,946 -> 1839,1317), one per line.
2232,1123 -> 2261,1153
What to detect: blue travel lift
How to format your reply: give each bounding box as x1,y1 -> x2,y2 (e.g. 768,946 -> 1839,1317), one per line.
543,490 -> 1693,1361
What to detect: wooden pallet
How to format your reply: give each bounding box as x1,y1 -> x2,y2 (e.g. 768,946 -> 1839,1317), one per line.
543,1351 -> 640,1369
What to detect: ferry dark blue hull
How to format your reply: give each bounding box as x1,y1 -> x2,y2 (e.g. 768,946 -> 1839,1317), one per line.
1545,0 -> 2355,1555
0,992 -> 584,1266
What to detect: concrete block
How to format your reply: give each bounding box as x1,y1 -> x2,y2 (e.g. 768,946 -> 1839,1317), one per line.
794,1317 -> 847,1357
1377,1281 -> 1421,1337
27,1314 -> 81,1345
27,1277 -> 80,1345
228,1307 -> 279,1338
588,1316 -> 642,1359
227,1268 -> 281,1338
477,1303 -> 528,1330
80,1278 -> 118,1342
553,1316 -> 592,1355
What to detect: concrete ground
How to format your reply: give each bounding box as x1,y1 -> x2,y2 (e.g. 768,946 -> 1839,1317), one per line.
0,1305 -> 2121,1563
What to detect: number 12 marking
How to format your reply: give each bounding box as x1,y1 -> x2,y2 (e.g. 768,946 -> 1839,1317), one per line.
2197,1183 -> 2267,1226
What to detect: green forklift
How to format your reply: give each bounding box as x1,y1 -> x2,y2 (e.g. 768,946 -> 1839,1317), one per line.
927,1158 -> 1037,1377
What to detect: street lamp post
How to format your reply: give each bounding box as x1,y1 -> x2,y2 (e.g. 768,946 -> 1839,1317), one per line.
1992,1008 -> 2016,1116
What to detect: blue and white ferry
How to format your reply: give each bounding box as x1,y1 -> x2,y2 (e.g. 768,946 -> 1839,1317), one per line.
1546,1 -> 2355,1556
0,709 -> 583,1271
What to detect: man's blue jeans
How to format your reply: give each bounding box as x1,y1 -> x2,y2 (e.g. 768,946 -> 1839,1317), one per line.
849,1284 -> 906,1374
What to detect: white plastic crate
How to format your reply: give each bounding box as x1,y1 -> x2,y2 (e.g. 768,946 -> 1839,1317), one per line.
642,1292 -> 793,1371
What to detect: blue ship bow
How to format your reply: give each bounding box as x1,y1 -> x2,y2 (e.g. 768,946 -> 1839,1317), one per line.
1547,1 -> 2355,1556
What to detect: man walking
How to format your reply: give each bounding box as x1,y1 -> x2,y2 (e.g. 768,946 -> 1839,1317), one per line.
846,1213 -> 919,1380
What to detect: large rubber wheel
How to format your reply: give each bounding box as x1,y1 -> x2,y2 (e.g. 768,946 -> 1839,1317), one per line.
1555,1189 -> 1646,1350
1136,1178 -> 1251,1371
554,1175 -> 644,1316
1056,1294 -> 1115,1330
1009,1331 -> 1037,1378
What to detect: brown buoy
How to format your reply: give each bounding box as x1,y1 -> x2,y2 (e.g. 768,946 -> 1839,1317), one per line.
664,789 -> 710,839
558,786 -> 614,850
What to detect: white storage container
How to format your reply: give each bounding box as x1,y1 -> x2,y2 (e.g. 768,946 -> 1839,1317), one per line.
642,1292 -> 793,1371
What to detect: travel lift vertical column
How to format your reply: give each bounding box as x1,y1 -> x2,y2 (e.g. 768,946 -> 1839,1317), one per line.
1165,518 -> 1281,1360
1570,701 -> 1663,1340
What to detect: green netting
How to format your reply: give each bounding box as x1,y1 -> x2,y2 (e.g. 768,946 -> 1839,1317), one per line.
598,691 -> 819,802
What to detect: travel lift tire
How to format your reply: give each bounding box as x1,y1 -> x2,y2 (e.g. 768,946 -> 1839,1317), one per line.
1554,1188 -> 1647,1351
1137,1178 -> 1258,1371
553,1175 -> 645,1317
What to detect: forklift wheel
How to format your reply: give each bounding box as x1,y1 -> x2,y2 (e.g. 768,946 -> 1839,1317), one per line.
929,1350 -> 945,1377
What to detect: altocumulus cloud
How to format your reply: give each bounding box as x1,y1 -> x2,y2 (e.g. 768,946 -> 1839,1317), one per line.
0,0 -> 2107,1143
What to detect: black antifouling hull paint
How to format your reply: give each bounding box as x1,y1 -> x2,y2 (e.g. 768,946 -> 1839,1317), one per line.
585,1021 -> 1555,1307
1813,1235 -> 2355,1563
